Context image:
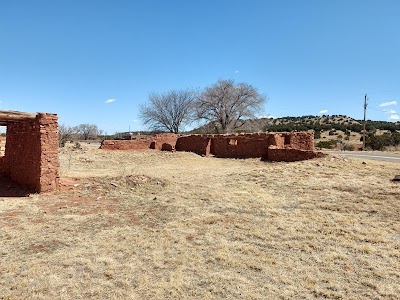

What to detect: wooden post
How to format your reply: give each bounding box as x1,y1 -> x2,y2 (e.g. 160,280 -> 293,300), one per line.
362,94 -> 367,151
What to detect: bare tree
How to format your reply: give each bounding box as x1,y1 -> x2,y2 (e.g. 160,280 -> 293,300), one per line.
140,89 -> 196,133
58,124 -> 76,147
76,124 -> 101,140
195,79 -> 266,133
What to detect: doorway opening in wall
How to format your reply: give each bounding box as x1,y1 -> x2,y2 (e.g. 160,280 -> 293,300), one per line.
284,135 -> 291,145
0,126 -> 6,156
0,126 -> 7,157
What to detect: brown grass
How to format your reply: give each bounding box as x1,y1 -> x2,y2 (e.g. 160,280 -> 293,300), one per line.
1,142 -> 399,299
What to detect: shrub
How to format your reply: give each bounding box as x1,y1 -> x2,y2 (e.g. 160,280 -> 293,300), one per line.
366,132 -> 400,150
73,142 -> 82,150
316,140 -> 338,149
342,143 -> 355,151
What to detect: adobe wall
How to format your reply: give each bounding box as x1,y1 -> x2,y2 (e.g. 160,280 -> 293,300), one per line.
210,133 -> 282,159
175,135 -> 211,156
150,134 -> 178,150
100,138 -> 154,151
267,146 -> 325,162
100,134 -> 178,151
99,131 -> 319,162
1,113 -> 59,192
281,131 -> 315,150
175,132 -> 315,160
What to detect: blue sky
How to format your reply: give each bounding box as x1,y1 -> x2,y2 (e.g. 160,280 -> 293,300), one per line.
1,0 -> 399,133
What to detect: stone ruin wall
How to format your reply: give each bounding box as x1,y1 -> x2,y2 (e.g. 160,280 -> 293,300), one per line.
175,135 -> 211,156
100,131 -> 320,162
151,134 -> 179,151
100,134 -> 178,151
100,136 -> 155,151
0,113 -> 59,192
267,146 -> 324,162
209,133 -> 283,159
176,132 -> 316,160
284,132 -> 315,151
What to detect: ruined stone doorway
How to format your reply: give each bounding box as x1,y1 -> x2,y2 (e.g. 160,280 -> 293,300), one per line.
0,110 -> 59,193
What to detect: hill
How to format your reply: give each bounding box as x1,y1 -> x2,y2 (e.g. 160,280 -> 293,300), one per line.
190,115 -> 400,134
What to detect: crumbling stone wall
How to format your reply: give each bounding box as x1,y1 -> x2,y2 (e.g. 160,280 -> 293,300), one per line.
100,137 -> 154,151
100,131 -> 319,162
100,134 -> 178,151
175,135 -> 211,156
150,134 -> 178,150
267,146 -> 324,162
0,113 -> 59,192
210,133 -> 285,159
175,132 -> 315,160
281,132 -> 314,150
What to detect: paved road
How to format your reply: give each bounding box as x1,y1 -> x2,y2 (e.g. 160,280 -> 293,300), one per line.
325,151 -> 400,163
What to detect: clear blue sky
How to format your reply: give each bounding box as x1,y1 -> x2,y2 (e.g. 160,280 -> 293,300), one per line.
1,0 -> 399,133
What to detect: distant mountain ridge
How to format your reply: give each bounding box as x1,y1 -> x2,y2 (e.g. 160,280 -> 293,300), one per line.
191,115 -> 400,134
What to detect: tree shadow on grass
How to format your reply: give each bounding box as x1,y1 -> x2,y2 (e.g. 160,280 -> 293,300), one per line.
0,175 -> 33,197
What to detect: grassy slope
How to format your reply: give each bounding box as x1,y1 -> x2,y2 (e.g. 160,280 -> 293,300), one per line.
0,143 -> 399,299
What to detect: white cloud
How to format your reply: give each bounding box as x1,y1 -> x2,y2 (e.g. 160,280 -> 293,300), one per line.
379,100 -> 397,107
105,98 -> 116,103
234,70 -> 239,74
388,114 -> 399,120
259,115 -> 276,119
319,109 -> 328,114
385,109 -> 397,114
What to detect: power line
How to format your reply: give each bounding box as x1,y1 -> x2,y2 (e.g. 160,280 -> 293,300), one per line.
368,107 -> 389,113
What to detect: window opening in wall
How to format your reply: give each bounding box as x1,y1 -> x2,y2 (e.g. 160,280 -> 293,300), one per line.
228,139 -> 238,146
0,126 -> 6,157
284,135 -> 291,145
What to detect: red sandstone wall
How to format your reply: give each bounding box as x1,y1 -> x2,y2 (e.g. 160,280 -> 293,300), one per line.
175,135 -> 211,156
267,146 -> 324,162
150,134 -> 178,150
100,134 -> 178,151
37,113 -> 60,192
282,132 -> 314,150
100,139 -> 153,150
100,131 -> 317,162
210,133 -> 275,158
2,113 -> 59,192
175,132 -> 315,159
4,119 -> 41,190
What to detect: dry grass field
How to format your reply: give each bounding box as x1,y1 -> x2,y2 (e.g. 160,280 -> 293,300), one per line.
1,142 -> 399,299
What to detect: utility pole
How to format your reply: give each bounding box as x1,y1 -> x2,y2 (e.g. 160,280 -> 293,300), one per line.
362,94 -> 368,151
